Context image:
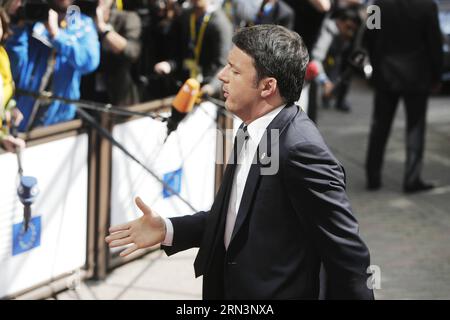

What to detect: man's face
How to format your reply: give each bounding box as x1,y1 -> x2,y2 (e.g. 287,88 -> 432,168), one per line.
218,46 -> 262,122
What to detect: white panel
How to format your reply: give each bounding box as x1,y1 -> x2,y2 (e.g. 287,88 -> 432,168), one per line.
0,135 -> 88,298
110,102 -> 218,230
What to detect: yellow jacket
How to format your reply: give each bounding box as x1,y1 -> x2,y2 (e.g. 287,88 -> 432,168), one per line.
0,45 -> 14,110
1,45 -> 15,141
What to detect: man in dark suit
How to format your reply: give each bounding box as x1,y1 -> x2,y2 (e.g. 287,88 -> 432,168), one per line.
106,24 -> 374,300
364,0 -> 443,193
254,0 -> 295,30
285,0 -> 331,52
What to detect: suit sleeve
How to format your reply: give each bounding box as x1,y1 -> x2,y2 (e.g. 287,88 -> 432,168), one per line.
426,0 -> 443,84
311,20 -> 335,83
203,12 -> 233,95
279,5 -> 295,30
284,141 -> 374,300
161,211 -> 209,256
120,12 -> 142,62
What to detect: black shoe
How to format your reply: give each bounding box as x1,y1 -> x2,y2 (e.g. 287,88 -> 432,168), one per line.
335,101 -> 351,113
322,97 -> 331,109
403,180 -> 434,194
367,178 -> 382,191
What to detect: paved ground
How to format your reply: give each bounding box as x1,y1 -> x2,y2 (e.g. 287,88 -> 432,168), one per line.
319,80 -> 450,300
56,78 -> 450,300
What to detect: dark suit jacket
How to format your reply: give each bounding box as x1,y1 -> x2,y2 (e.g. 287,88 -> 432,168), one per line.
166,8 -> 233,94
256,0 -> 296,30
365,0 -> 443,93
163,104 -> 374,300
284,0 -> 327,52
81,9 -> 142,106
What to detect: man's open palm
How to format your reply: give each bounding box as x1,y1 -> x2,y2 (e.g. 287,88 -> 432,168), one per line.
105,197 -> 166,257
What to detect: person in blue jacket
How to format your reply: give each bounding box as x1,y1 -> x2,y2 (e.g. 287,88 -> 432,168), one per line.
5,0 -> 100,131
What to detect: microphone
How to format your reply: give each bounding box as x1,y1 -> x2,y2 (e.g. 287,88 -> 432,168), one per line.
17,176 -> 39,232
305,61 -> 320,82
165,78 -> 200,142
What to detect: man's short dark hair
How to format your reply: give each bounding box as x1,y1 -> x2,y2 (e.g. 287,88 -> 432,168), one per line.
232,24 -> 309,104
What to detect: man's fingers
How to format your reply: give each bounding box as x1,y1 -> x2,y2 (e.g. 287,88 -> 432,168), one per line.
120,244 -> 139,257
109,237 -> 133,248
105,230 -> 130,243
109,222 -> 131,233
135,197 -> 153,217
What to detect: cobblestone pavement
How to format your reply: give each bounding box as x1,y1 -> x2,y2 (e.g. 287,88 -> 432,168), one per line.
318,79 -> 450,299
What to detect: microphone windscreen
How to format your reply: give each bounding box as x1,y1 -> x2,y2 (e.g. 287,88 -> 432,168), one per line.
305,61 -> 320,82
172,78 -> 200,114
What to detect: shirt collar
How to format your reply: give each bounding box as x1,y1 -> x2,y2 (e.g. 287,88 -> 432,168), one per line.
245,105 -> 285,145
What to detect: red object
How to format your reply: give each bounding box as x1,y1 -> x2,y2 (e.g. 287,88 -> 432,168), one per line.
305,61 -> 320,82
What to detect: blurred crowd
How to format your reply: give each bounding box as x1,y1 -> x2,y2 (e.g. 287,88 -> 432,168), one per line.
0,0 -> 369,146
0,0 -> 445,193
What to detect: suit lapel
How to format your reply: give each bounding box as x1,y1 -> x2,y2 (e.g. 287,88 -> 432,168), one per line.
194,146 -> 238,276
228,104 -> 300,247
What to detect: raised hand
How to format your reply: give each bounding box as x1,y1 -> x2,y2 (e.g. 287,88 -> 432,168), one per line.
46,9 -> 59,39
105,197 -> 166,257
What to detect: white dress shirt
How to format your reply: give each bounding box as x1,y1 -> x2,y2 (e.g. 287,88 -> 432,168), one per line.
162,105 -> 285,248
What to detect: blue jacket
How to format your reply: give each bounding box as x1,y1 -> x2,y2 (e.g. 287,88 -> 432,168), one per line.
6,14 -> 100,131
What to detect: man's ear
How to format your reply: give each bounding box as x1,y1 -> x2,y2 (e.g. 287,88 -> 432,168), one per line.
260,77 -> 278,99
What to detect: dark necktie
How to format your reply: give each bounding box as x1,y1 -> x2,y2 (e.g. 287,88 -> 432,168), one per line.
232,123 -> 249,165
224,123 -> 249,248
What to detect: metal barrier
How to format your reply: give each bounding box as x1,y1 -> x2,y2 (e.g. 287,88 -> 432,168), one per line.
0,118 -> 90,299
0,97 -> 231,299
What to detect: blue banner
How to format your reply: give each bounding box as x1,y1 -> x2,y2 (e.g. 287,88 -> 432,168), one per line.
12,216 -> 41,256
163,168 -> 183,198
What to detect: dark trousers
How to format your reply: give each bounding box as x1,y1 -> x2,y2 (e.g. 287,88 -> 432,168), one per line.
366,89 -> 429,186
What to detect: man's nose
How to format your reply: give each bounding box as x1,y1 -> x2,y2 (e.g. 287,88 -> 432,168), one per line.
218,66 -> 228,82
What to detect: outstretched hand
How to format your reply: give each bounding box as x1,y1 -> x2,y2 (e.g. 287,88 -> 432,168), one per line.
105,197 -> 166,257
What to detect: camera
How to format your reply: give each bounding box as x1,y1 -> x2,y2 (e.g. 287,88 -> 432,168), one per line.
15,0 -> 50,23
12,0 -> 99,23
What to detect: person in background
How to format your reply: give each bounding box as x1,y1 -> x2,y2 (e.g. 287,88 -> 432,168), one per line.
81,0 -> 141,106
253,0 -> 295,30
222,0 -> 262,29
364,0 -> 443,193
5,0 -> 100,132
0,4 -> 25,152
311,5 -> 362,112
140,0 -> 182,100
285,0 -> 331,52
154,0 -> 232,97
